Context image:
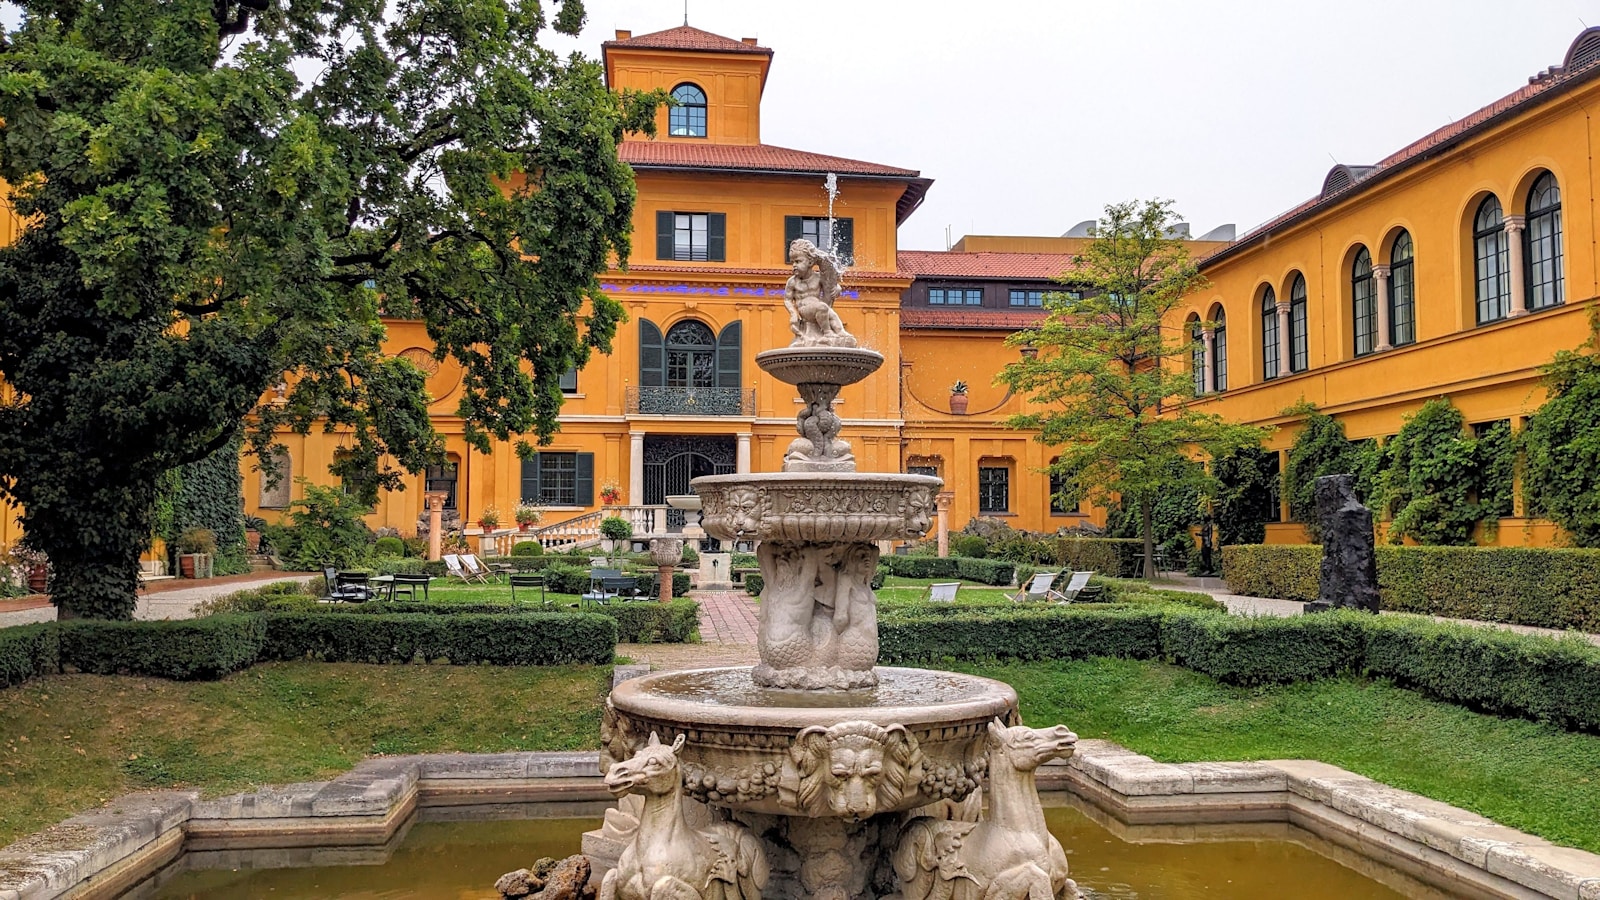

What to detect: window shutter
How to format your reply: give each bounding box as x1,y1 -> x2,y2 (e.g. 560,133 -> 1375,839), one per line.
576,453 -> 595,507
520,455 -> 541,504
656,211 -> 674,260
783,216 -> 802,259
707,213 -> 727,262
639,319 -> 664,387
716,321 -> 742,389
834,218 -> 854,266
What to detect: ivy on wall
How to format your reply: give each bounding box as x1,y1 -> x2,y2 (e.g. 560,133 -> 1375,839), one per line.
165,436 -> 247,573
1523,324 -> 1600,547
1381,399 -> 1481,546
1283,402 -> 1363,543
1212,445 -> 1277,546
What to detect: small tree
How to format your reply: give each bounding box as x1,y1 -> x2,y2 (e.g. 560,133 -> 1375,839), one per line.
1000,199 -> 1268,578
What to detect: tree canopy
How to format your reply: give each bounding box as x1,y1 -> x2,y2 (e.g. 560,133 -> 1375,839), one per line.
999,199 -> 1267,575
0,0 -> 659,617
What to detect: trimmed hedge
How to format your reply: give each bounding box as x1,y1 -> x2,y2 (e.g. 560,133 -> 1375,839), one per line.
57,615 -> 266,680
1223,544 -> 1600,632
1161,610 -> 1368,685
260,611 -> 616,665
880,555 -> 1014,586
0,623 -> 60,689
322,599 -> 700,643
880,606 -> 1167,664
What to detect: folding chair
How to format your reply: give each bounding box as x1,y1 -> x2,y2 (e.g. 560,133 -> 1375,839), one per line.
1007,571 -> 1061,603
389,573 -> 431,602
923,582 -> 961,602
602,575 -> 642,601
462,553 -> 509,582
323,568 -> 372,603
582,567 -> 623,608
510,573 -> 548,606
442,554 -> 484,584
1052,571 -> 1095,603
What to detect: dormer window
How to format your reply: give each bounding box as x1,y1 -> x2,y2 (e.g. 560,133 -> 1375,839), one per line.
670,84 -> 707,137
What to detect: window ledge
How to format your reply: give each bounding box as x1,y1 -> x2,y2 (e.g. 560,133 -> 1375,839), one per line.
979,511 -> 1016,517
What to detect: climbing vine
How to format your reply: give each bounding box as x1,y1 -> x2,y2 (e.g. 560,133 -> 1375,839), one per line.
1283,402 -> 1361,543
166,436 -> 248,574
1523,323 -> 1600,546
1212,445 -> 1277,546
1381,399 -> 1480,546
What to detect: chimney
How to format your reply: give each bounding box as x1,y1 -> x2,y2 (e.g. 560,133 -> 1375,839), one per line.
615,29 -> 632,40
741,37 -> 759,46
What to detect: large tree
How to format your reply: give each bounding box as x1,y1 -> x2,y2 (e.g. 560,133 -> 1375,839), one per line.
0,0 -> 659,617
999,199 -> 1267,577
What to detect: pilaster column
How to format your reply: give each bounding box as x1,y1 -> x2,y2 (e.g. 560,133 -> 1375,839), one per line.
736,432 -> 752,474
935,491 -> 954,558
1505,215 -> 1529,317
1276,301 -> 1293,373
1201,327 -> 1216,393
628,430 -> 645,505
1373,264 -> 1393,352
423,492 -> 447,561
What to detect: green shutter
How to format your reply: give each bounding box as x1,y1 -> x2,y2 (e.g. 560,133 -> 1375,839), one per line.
576,453 -> 595,507
783,215 -> 802,261
520,455 -> 541,504
656,211 -> 674,260
716,321 -> 742,389
707,213 -> 726,262
834,218 -> 854,266
639,319 -> 664,387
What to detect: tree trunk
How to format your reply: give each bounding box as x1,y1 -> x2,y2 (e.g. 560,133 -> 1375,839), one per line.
1141,498 -> 1156,581
25,472 -> 158,620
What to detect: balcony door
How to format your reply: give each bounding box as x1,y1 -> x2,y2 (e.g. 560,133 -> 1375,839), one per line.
666,320 -> 716,388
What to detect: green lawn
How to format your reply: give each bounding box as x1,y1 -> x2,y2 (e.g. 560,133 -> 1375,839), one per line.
0,662 -> 607,846
969,657 -> 1600,853
418,579 -> 588,607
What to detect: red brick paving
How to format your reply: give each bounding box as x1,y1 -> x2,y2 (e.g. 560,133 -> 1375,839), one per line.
694,590 -> 759,645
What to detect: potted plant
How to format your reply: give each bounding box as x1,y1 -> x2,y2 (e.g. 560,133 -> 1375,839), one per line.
243,515 -> 266,553
949,380 -> 970,415
515,503 -> 542,532
8,545 -> 50,594
478,505 -> 502,532
599,481 -> 623,506
174,527 -> 216,579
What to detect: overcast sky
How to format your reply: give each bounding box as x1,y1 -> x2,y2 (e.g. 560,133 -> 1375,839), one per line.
552,0 -> 1600,250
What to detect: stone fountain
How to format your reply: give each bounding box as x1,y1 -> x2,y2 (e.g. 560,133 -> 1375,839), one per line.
585,239 -> 1081,900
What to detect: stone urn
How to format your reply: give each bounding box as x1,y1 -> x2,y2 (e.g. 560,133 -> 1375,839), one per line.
649,538 -> 684,603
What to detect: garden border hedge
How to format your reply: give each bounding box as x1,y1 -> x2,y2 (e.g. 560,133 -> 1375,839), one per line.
305,599 -> 699,643
1222,543 -> 1600,632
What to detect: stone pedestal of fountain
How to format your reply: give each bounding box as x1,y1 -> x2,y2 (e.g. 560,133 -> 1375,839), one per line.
583,239 -> 1080,900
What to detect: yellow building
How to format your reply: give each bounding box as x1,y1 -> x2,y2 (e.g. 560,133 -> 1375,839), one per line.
1170,27 -> 1600,546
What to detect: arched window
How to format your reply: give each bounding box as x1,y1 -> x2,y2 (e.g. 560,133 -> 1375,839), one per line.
1289,275 -> 1309,372
1526,172 -> 1564,309
1352,247 -> 1376,356
1189,316 -> 1205,395
1389,231 -> 1415,346
1474,196 -> 1510,323
1261,286 -> 1280,380
1212,309 -> 1228,392
669,84 -> 707,137
665,320 -> 716,387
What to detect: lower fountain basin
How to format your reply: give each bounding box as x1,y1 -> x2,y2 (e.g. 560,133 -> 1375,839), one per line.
602,666 -> 1017,818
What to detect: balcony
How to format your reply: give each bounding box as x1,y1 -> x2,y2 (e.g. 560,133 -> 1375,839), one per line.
626,386 -> 756,417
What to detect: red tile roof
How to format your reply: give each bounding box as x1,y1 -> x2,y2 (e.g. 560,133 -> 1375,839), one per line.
896,250 -> 1082,280
620,140 -> 919,178
603,25 -> 771,56
900,308 -> 1046,330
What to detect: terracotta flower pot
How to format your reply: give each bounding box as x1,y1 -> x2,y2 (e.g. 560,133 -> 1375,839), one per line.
949,393 -> 969,415
519,522 -> 532,532
179,554 -> 198,578
26,564 -> 48,593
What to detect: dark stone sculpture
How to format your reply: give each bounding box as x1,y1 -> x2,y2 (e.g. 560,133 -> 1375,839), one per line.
1308,474 -> 1380,613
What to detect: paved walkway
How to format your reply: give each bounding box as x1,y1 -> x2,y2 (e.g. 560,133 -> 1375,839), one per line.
0,572 -> 317,629
617,589 -> 760,671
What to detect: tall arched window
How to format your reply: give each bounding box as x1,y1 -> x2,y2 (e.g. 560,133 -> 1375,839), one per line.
1352,247 -> 1376,356
1389,231 -> 1415,346
1212,309 -> 1228,392
1474,196 -> 1510,323
669,84 -> 707,137
665,320 -> 716,387
1526,172 -> 1564,309
1189,316 -> 1205,395
1261,286 -> 1280,380
1289,275 -> 1309,372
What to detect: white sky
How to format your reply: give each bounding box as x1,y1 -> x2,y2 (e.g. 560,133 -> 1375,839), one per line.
553,0 -> 1600,250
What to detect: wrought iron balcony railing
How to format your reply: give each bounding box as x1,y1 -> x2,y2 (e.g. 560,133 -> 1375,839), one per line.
626,386 -> 756,417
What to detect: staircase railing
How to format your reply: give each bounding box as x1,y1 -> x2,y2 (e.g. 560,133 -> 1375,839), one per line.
523,505 -> 674,552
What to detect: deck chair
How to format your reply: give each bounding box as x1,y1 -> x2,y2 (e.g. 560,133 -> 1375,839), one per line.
1007,571 -> 1061,603
923,581 -> 961,603
1053,571 -> 1095,603
462,553 -> 510,582
509,573 -> 548,606
442,554 -> 484,584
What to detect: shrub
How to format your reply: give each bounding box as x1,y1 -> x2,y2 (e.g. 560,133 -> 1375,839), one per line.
880,606 -> 1166,664
949,535 -> 988,558
174,526 -> 217,555
602,600 -> 701,643
260,611 -> 616,665
1050,536 -> 1142,577
744,573 -> 763,595
955,557 -> 1014,586
371,556 -> 428,576
0,624 -> 60,689
1160,610 -> 1367,686
57,616 -> 265,680
374,536 -> 406,557
198,579 -> 318,615
880,556 -> 960,579
683,546 -> 700,566
511,541 -> 545,556
264,480 -> 375,570
1222,543 -> 1600,632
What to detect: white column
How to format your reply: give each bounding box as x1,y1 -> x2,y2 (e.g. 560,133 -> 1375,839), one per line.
1201,327 -> 1215,393
1276,301 -> 1293,373
736,432 -> 752,474
629,430 -> 645,504
1505,215 -> 1529,318
1373,264 -> 1393,352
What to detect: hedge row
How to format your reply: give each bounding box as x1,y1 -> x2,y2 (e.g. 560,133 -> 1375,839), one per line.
299,599 -> 700,643
880,605 -> 1600,731
0,610 -> 617,688
985,536 -> 1144,577
1222,544 -> 1600,632
878,556 -> 1016,585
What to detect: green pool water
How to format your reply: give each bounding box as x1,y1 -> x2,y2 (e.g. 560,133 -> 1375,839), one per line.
140,799 -> 1435,899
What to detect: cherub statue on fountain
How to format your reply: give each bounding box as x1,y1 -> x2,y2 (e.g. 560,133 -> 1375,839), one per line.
784,239 -> 857,348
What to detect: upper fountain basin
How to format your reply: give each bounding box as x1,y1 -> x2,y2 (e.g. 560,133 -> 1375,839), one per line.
756,346 -> 883,387
692,471 -> 941,543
